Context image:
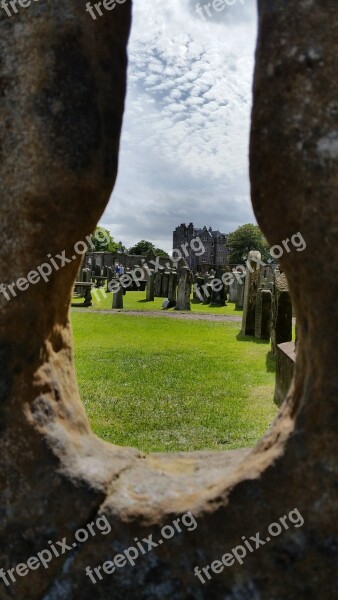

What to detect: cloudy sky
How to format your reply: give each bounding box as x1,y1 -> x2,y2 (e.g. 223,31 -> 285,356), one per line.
100,0 -> 258,252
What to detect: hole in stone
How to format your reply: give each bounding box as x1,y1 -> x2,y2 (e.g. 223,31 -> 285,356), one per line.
71,1 -> 288,456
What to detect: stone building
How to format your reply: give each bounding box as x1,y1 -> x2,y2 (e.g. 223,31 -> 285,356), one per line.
173,223 -> 228,273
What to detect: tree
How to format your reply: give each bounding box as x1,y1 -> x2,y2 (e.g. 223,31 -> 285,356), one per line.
128,240 -> 155,255
154,247 -> 170,258
226,224 -> 270,265
91,227 -> 119,252
128,240 -> 169,257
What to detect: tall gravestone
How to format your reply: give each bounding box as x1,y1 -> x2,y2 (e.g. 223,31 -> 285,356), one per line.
201,272 -> 210,304
271,268 -> 293,354
255,286 -> 272,340
168,271 -> 178,303
236,274 -> 245,309
106,267 -> 113,292
146,271 -> 155,301
194,275 -> 204,302
229,277 -> 238,302
162,271 -> 169,297
241,251 -> 262,335
154,267 -> 164,297
112,280 -> 123,309
210,267 -> 226,307
175,266 -> 193,310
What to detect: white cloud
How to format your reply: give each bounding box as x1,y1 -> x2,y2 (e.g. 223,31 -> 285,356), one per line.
101,0 -> 258,252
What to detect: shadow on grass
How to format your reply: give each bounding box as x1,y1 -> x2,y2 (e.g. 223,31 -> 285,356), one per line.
236,332 -> 276,374
191,300 -> 230,309
236,332 -> 269,345
137,299 -> 155,304
266,351 -> 276,374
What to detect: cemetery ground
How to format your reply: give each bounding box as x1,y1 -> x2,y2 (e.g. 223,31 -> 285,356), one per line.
72,301 -> 278,453
79,289 -> 241,315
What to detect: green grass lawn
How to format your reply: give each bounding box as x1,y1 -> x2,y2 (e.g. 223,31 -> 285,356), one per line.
72,311 -> 277,453
73,289 -> 242,316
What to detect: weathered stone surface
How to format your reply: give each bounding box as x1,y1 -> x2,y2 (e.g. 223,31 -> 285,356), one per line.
112,284 -> 123,309
154,269 -> 163,297
146,271 -> 155,301
162,271 -> 169,297
1,1 -> 338,599
229,277 -> 238,302
168,271 -> 178,303
209,267 -> 226,307
274,341 -> 296,405
175,266 -> 193,311
270,269 -> 293,354
235,275 -> 245,309
255,287 -> 272,340
241,251 -> 262,335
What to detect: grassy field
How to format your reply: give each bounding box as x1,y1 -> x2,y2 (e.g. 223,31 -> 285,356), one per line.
72,311 -> 277,453
72,289 -> 242,316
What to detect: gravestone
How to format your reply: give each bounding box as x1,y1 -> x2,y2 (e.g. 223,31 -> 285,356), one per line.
168,271 -> 178,303
236,275 -> 245,309
255,287 -> 272,340
154,267 -> 164,297
210,268 -> 226,307
106,267 -> 113,291
112,281 -> 123,309
229,277 -> 238,302
175,266 -> 193,310
146,271 -> 155,301
195,276 -> 205,302
274,341 -> 296,405
193,274 -> 201,301
271,268 -> 293,354
241,251 -> 262,335
162,271 -> 170,297
202,272 -> 211,304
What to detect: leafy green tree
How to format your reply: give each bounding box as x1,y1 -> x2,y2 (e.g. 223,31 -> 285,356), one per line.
226,224 -> 270,264
128,240 -> 169,257
91,227 -> 119,252
154,247 -> 170,258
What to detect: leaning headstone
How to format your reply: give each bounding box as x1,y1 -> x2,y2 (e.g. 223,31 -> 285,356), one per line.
241,251 -> 262,335
146,271 -> 155,301
175,267 -> 193,311
271,269 -> 292,354
112,282 -> 123,309
255,287 -> 272,340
